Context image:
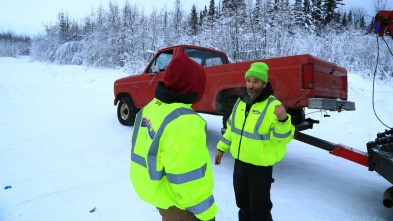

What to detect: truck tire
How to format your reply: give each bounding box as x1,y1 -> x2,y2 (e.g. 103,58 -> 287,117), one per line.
117,97 -> 138,126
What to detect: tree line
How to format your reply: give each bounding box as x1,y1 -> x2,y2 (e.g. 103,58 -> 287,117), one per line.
7,0 -> 393,78
0,31 -> 31,57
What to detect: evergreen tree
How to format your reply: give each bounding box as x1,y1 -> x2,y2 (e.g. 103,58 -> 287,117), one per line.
189,5 -> 198,35
334,11 -> 341,24
174,0 -> 182,34
208,0 -> 215,20
203,5 -> 208,17
222,0 -> 232,13
347,10 -> 353,27
293,0 -> 305,27
199,6 -> 206,28
323,0 -> 334,23
123,1 -> 133,29
312,0 -> 323,28
199,11 -> 204,27
108,2 -> 121,30
70,21 -> 81,41
236,0 -> 247,23
149,10 -> 159,52
322,0 -> 344,24
58,11 -> 70,43
303,0 -> 315,31
360,15 -> 365,30
164,11 -> 168,28
163,10 -> 171,46
96,5 -> 105,31
341,12 -> 347,26
222,0 -> 243,17
349,7 -> 367,30
253,0 -> 262,26
83,17 -> 93,35
304,0 -> 311,15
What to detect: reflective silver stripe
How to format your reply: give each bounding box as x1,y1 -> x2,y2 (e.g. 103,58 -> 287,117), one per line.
227,119 -> 232,127
239,129 -> 263,140
230,97 -> 277,141
254,97 -> 277,133
220,136 -> 231,146
260,134 -> 270,140
272,127 -> 292,139
148,107 -> 198,180
231,99 -> 242,131
166,163 -> 207,184
186,195 -> 215,215
131,108 -> 147,168
232,126 -> 271,140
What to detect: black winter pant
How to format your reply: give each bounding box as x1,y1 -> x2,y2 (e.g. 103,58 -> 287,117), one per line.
233,159 -> 273,221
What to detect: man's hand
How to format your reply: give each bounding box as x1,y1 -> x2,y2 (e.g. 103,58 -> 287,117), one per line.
215,151 -> 223,165
274,104 -> 288,121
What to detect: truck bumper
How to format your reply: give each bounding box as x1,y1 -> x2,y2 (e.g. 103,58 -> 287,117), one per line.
308,98 -> 355,111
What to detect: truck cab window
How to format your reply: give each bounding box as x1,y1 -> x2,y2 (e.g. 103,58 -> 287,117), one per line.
184,48 -> 228,67
147,50 -> 173,73
206,57 -> 224,66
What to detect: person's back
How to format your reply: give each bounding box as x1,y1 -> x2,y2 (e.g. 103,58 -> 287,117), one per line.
130,53 -> 217,221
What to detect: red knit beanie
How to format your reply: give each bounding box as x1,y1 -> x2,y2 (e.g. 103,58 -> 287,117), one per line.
164,53 -> 206,103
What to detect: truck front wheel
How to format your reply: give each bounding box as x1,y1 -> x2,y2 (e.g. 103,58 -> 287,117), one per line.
117,97 -> 138,126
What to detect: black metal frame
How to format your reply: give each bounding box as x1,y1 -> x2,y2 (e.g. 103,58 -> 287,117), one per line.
295,131 -> 335,152
367,129 -> 393,185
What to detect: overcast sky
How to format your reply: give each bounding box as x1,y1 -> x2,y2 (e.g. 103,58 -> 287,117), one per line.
0,0 -> 380,36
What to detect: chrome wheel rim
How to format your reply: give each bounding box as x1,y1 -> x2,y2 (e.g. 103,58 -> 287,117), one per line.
120,103 -> 129,120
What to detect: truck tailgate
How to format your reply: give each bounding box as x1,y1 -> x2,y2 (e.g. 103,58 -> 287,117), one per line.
312,56 -> 348,99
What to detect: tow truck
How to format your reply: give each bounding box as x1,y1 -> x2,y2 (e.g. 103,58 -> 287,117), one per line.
296,10 -> 393,208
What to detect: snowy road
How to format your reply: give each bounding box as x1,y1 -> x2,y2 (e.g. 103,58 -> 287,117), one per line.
0,57 -> 392,220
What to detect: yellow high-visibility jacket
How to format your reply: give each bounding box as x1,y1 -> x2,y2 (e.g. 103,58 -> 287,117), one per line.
217,96 -> 295,166
130,98 -> 218,221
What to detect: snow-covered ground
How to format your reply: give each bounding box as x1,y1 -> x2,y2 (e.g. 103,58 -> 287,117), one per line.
1,57 -> 392,221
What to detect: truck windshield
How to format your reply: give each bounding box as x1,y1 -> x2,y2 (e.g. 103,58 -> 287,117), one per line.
184,48 -> 228,67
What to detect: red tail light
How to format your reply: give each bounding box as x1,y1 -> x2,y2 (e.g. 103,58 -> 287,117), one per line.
303,64 -> 314,89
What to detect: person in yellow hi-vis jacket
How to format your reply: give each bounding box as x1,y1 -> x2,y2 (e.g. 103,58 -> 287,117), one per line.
130,53 -> 217,221
215,62 -> 295,221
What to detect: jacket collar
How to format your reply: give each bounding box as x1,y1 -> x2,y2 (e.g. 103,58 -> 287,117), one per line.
155,82 -> 198,104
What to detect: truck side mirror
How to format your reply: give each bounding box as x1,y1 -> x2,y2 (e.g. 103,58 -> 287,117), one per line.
151,65 -> 160,74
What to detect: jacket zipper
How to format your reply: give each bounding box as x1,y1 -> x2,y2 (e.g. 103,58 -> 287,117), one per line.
237,109 -> 249,159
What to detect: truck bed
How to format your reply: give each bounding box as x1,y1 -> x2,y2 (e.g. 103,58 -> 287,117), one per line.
194,54 -> 351,113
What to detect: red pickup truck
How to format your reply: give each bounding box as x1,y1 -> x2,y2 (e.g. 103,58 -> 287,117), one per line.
114,44 -> 354,129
